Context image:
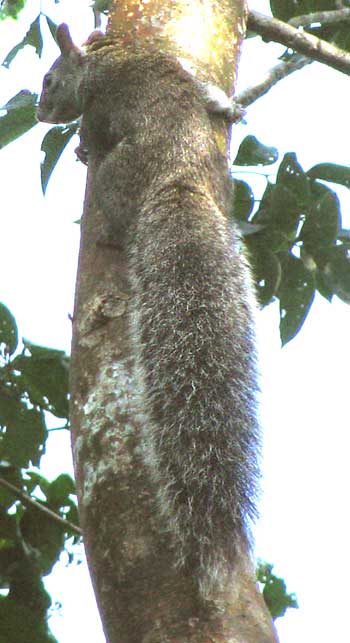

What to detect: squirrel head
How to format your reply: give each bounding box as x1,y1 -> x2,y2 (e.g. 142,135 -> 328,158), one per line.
37,24 -> 85,124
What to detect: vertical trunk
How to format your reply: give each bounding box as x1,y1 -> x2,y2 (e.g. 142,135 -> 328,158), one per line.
70,1 -> 278,641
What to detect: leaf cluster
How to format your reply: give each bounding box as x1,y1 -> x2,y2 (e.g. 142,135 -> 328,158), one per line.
0,303 -> 78,643
0,13 -> 79,190
0,302 -> 69,468
232,137 -> 350,344
0,15 -> 49,149
0,0 -> 26,20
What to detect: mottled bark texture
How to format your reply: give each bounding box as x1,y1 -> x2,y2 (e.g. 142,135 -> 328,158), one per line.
69,1 -> 278,641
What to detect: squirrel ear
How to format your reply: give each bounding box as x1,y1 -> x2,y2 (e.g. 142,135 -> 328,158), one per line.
56,23 -> 80,55
84,30 -> 105,46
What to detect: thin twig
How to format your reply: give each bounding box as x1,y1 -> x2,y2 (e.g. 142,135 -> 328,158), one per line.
247,10 -> 350,76
237,53 -> 312,108
0,476 -> 82,536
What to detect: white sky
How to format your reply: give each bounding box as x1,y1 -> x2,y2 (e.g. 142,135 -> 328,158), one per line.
1,1 -> 350,642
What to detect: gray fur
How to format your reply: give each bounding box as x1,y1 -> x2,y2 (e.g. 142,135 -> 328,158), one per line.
38,24 -> 260,597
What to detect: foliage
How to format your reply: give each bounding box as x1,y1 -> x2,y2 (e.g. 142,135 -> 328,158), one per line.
258,562 -> 298,620
2,14 -> 44,65
0,303 -> 78,643
232,141 -> 350,344
92,0 -> 112,13
40,123 -> 79,193
0,90 -> 37,149
0,0 -> 26,20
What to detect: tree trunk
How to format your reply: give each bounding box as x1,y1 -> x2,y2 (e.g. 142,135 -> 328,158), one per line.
70,1 -> 278,641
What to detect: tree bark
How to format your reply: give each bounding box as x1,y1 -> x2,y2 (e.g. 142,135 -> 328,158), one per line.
70,1 -> 278,641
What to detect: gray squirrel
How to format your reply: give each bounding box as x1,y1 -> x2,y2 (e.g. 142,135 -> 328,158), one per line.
38,24 -> 260,597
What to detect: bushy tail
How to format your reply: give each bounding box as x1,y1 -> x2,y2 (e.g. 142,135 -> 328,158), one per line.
131,190 -> 260,596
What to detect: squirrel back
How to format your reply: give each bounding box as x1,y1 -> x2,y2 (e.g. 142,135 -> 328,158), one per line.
38,24 -> 260,597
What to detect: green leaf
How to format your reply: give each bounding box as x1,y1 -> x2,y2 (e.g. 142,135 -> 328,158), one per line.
0,465 -> 23,509
21,340 -> 66,361
12,341 -> 69,418
92,0 -> 113,12
270,1 -> 337,22
0,394 -> 22,428
0,541 -> 20,588
327,24 -> 350,54
258,561 -> 298,620
321,245 -> 350,304
232,179 -> 254,221
307,163 -> 350,189
2,15 -> 43,67
0,90 -> 37,149
0,0 -> 26,20
1,406 -> 47,468
300,190 -> 341,250
233,135 -> 278,166
44,16 -> 58,43
25,471 -> 50,497
0,303 -> 18,356
269,184 -> 301,239
0,596 -> 58,643
0,545 -> 58,641
247,238 -> 282,306
251,181 -> 274,225
278,254 -> 315,345
20,506 -> 65,574
0,509 -> 18,541
252,153 -> 311,253
47,474 -> 76,507
40,124 -> 78,194
276,153 -> 310,206
315,268 -> 334,302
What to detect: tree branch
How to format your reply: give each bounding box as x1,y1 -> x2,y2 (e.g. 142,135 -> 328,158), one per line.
237,53 -> 312,108
289,8 -> 350,28
0,476 -> 82,536
247,10 -> 350,76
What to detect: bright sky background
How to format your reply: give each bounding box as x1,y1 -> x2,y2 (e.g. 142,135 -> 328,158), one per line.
0,1 -> 349,642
